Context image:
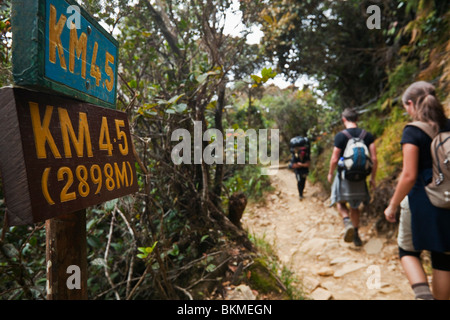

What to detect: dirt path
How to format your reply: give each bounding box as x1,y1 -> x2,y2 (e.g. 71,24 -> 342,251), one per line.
242,165 -> 415,300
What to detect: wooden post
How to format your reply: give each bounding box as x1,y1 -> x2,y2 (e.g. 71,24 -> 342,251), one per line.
46,210 -> 88,300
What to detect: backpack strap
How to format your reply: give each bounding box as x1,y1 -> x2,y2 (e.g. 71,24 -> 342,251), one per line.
342,129 -> 367,140
408,121 -> 438,139
359,130 -> 367,140
342,129 -> 353,139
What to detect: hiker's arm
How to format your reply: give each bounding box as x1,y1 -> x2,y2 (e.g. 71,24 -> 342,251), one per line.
369,142 -> 378,189
327,147 -> 341,183
384,143 -> 419,222
293,161 -> 310,169
288,154 -> 295,169
291,161 -> 308,169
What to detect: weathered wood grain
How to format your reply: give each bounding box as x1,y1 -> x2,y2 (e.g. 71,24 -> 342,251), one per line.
0,87 -> 138,226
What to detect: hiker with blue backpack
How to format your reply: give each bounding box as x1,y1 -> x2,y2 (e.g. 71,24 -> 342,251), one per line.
384,81 -> 450,300
328,108 -> 378,247
288,136 -> 311,200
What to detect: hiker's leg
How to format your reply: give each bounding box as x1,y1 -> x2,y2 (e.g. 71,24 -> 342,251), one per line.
399,247 -> 432,299
298,175 -> 306,197
431,252 -> 450,300
295,173 -> 301,196
337,202 -> 355,243
399,252 -> 427,285
336,202 -> 349,219
350,207 -> 363,246
432,269 -> 450,300
349,207 -> 360,228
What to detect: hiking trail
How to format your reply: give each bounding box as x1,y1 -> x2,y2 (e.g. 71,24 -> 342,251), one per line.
242,165 -> 416,300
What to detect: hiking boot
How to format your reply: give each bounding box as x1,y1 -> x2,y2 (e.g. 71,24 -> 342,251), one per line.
299,195 -> 304,201
343,219 -> 354,243
353,232 -> 363,247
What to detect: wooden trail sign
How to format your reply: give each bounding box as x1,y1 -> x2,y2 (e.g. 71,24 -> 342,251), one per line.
7,0 -> 126,300
0,87 -> 138,226
11,0 -> 118,109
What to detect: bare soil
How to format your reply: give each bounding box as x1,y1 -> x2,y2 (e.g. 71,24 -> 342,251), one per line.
242,165 -> 416,300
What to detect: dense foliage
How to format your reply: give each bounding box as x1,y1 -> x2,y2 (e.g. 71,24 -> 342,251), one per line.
0,0 -> 449,299
258,0 -> 449,109
0,0 -> 277,300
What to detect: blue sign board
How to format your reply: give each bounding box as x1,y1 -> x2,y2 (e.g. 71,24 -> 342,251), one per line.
44,0 -> 118,105
12,0 -> 119,109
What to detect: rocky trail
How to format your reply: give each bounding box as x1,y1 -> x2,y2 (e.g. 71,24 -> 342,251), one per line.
242,165 -> 415,300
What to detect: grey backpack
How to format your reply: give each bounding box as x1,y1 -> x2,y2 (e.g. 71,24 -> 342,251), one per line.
409,121 -> 450,209
340,130 -> 372,181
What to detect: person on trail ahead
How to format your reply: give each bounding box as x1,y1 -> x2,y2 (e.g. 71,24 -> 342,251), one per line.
327,108 -> 378,247
288,136 -> 311,200
384,81 -> 450,300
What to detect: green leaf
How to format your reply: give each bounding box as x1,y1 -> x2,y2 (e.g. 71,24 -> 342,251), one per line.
261,67 -> 277,81
138,247 -> 147,254
2,244 -> 19,258
91,258 -> 107,268
137,242 -> 158,259
104,199 -> 118,212
87,236 -> 102,248
251,74 -> 262,84
128,79 -> 137,88
196,73 -> 209,84
145,246 -> 154,254
86,218 -> 97,230
174,103 -> 187,113
168,244 -> 179,257
168,93 -> 185,104
205,264 -> 216,272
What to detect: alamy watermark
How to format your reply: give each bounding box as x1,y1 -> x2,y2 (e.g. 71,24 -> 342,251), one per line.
171,121 -> 279,175
366,265 -> 381,290
366,4 -> 381,30
66,265 -> 82,289
67,5 -> 81,30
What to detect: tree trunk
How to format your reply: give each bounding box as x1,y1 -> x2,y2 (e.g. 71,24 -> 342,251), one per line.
212,81 -> 226,206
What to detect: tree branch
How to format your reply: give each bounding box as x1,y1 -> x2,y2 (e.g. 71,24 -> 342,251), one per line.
142,0 -> 182,58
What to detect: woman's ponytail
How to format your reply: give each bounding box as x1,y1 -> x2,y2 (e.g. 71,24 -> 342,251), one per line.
402,81 -> 446,130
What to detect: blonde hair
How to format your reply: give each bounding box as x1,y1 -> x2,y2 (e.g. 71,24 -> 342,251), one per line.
402,81 -> 446,130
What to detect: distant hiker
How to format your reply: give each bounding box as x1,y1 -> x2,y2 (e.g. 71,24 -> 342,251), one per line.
384,81 -> 450,300
288,136 -> 311,200
328,108 -> 378,246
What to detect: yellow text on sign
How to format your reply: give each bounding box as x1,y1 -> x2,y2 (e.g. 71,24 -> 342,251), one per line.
29,102 -> 129,159
41,161 -> 134,205
48,4 -> 115,92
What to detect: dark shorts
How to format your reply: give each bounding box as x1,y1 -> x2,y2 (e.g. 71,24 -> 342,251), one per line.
399,247 -> 450,271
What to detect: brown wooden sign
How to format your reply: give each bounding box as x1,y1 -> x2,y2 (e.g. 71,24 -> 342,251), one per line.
0,87 -> 138,226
